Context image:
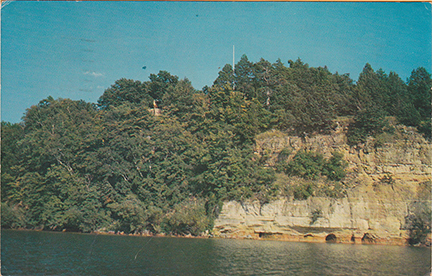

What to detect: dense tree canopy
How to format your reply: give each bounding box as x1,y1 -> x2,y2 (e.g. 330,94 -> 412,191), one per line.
2,59 -> 430,235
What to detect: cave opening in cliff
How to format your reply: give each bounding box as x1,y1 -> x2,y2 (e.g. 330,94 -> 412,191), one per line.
325,234 -> 337,242
361,233 -> 376,243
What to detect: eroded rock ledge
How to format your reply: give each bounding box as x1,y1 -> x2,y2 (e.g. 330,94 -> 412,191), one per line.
213,125 -> 431,246
213,197 -> 429,245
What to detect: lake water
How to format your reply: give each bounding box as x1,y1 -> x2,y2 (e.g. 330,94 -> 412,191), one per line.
1,229 -> 431,275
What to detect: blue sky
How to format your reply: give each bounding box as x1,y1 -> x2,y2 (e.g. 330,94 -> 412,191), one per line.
2,1 -> 431,123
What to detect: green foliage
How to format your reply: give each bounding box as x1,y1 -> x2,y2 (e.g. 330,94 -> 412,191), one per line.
323,152 -> 347,181
1,58 -> 429,235
277,148 -> 292,163
97,79 -> 151,110
407,67 -> 432,139
162,78 -> 200,121
293,180 -> 315,200
285,151 -> 325,180
373,131 -> 396,148
322,181 -> 348,198
407,67 -> 431,120
107,195 -> 148,233
350,64 -> 431,140
354,64 -> 391,112
268,60 -> 349,134
310,209 -> 322,225
347,105 -> 388,145
1,203 -> 27,229
406,201 -> 431,245
1,122 -> 25,203
279,150 -> 347,199
406,181 -> 432,245
162,198 -> 212,236
98,71 -> 179,110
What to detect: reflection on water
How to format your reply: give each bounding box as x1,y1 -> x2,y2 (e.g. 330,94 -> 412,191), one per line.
1,230 -> 430,275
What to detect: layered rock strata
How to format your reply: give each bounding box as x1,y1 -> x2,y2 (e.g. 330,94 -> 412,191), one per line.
213,124 -> 431,245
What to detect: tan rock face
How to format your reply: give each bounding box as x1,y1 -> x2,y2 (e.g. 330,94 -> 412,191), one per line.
213,126 -> 431,245
213,197 -> 414,245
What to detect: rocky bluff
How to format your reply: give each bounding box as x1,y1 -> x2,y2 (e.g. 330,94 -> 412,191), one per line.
213,121 -> 431,245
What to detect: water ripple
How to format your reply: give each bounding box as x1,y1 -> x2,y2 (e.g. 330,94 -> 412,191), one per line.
1,230 -> 430,276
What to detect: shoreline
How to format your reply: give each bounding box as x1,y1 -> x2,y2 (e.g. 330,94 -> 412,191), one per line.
3,227 -> 430,247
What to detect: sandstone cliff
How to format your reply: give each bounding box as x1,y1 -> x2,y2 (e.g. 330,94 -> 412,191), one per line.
213,122 -> 431,245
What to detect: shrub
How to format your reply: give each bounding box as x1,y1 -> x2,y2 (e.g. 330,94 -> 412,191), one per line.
275,147 -> 292,172
61,208 -> 84,232
374,131 -> 395,148
293,181 -> 315,200
310,209 -> 322,225
322,181 -> 347,198
1,203 -> 27,229
405,201 -> 431,245
323,152 -> 347,181
163,198 -> 212,236
285,151 -> 324,180
284,151 -> 347,181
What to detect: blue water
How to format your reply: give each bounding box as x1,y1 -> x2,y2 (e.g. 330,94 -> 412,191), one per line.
1,230 -> 431,275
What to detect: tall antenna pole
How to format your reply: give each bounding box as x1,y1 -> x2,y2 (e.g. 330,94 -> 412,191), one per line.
232,45 -> 235,75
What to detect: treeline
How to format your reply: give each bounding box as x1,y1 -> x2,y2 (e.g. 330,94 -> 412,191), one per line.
2,56 -> 431,235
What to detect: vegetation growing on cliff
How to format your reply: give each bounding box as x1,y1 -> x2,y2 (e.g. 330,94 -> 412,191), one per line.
405,181 -> 432,246
2,56 -> 431,235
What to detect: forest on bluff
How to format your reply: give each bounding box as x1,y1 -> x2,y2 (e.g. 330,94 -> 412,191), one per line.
2,56 -> 431,235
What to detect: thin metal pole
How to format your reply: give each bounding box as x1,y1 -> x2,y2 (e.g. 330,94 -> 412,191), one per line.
233,45 -> 235,75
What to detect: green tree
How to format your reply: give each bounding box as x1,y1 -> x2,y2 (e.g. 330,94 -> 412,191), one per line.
98,79 -> 151,110
5,97 -> 107,231
347,104 -> 388,145
162,78 -> 201,121
1,122 -> 25,203
213,64 -> 235,88
407,67 -> 431,138
386,71 -> 421,127
354,64 -> 390,112
148,70 -> 179,101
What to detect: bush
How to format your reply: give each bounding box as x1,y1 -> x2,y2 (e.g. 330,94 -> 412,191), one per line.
285,151 -> 325,180
374,131 -> 395,148
405,201 -> 431,245
310,209 -> 322,225
418,119 -> 431,140
163,198 -> 212,236
275,147 -> 292,172
293,181 -> 315,200
107,195 -> 148,233
322,181 -> 347,198
284,151 -> 347,181
1,203 -> 27,229
323,152 -> 347,181
61,208 -> 84,232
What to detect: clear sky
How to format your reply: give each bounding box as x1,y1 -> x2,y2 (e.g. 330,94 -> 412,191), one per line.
2,1 -> 431,123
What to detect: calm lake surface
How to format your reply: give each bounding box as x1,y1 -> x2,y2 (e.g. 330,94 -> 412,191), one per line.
1,229 -> 430,276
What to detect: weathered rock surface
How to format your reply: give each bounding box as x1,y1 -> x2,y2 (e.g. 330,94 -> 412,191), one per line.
213,124 -> 431,245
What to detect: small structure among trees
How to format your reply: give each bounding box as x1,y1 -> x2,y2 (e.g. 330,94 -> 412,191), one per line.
149,99 -> 162,116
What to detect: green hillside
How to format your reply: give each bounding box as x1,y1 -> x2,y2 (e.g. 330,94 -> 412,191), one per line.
2,56 -> 430,238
